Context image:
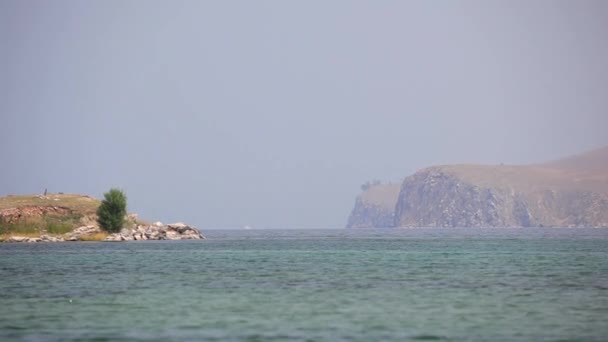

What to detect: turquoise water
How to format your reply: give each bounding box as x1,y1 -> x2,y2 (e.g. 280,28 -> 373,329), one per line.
1,228 -> 607,341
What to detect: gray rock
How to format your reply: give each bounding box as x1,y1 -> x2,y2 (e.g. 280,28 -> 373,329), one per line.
64,225 -> 101,241
7,236 -> 28,243
104,233 -> 123,241
42,235 -> 64,242
103,222 -> 204,241
164,230 -> 181,240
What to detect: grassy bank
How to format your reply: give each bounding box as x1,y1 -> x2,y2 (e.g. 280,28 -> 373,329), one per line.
0,193 -> 149,241
0,193 -> 101,238
0,215 -> 81,235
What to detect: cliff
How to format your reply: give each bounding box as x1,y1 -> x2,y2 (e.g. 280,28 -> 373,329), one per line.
347,146 -> 608,228
396,147 -> 608,228
346,183 -> 401,228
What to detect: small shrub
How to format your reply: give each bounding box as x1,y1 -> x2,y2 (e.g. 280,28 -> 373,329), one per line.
96,188 -> 127,233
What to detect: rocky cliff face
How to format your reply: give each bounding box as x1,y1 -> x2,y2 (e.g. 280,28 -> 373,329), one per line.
394,148 -> 608,227
394,167 -> 608,228
347,147 -> 608,228
346,184 -> 400,228
346,197 -> 395,228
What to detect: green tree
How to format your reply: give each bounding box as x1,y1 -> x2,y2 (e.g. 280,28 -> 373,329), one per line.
97,188 -> 127,233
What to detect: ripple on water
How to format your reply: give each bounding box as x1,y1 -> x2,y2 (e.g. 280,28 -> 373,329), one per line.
0,228 -> 607,341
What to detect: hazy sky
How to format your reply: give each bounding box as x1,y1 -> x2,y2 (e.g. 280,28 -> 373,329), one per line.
2,1 -> 607,228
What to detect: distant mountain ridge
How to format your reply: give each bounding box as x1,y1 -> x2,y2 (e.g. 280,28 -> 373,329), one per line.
347,146 -> 608,228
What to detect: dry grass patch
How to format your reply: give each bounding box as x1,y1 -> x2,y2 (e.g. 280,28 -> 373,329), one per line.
0,232 -> 42,241
79,233 -> 108,241
0,193 -> 100,214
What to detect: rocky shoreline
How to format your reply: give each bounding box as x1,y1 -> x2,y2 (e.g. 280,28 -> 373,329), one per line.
3,222 -> 204,243
104,222 -> 204,241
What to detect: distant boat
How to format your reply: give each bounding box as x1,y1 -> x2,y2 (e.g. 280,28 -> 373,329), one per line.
243,225 -> 252,230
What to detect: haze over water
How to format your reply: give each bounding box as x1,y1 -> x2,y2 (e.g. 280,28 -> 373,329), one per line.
2,1 -> 608,229
1,229 -> 607,341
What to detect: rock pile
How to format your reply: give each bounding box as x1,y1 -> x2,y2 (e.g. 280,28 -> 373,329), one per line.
7,234 -> 65,243
3,223 -> 203,243
104,222 -> 204,241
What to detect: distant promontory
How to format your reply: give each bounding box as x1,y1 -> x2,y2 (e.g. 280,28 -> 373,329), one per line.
347,147 -> 608,228
0,193 -> 204,242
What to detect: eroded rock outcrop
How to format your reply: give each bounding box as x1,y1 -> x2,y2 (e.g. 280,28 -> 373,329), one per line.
0,206 -> 74,224
347,146 -> 608,228
346,183 -> 401,228
393,156 -> 608,228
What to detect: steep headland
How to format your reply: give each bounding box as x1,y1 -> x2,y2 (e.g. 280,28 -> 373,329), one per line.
346,183 -> 401,228
347,146 -> 608,228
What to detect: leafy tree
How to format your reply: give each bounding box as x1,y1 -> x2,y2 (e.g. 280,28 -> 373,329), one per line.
97,188 -> 127,233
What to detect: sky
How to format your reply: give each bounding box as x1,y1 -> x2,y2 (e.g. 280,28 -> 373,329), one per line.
1,1 -> 607,229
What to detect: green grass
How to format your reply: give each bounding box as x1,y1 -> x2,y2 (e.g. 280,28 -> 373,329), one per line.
0,219 -> 74,236
0,221 -> 40,235
45,221 -> 75,235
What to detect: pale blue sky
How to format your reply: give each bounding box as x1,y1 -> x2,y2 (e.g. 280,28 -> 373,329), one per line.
1,1 -> 607,228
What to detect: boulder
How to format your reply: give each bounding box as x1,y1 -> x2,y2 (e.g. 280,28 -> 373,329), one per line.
64,225 -> 101,241
40,235 -> 64,242
145,227 -> 161,240
180,229 -> 203,239
164,229 -> 181,240
104,233 -> 123,241
7,236 -> 28,243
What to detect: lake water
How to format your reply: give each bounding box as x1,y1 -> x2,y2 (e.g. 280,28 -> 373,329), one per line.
1,228 -> 607,341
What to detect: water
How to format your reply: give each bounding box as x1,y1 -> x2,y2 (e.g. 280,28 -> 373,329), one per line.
1,229 -> 607,341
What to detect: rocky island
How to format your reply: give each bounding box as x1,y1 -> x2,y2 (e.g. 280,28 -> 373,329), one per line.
0,193 -> 204,242
347,146 -> 608,228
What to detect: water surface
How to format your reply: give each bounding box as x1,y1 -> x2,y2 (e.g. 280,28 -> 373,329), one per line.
1,228 -> 607,341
